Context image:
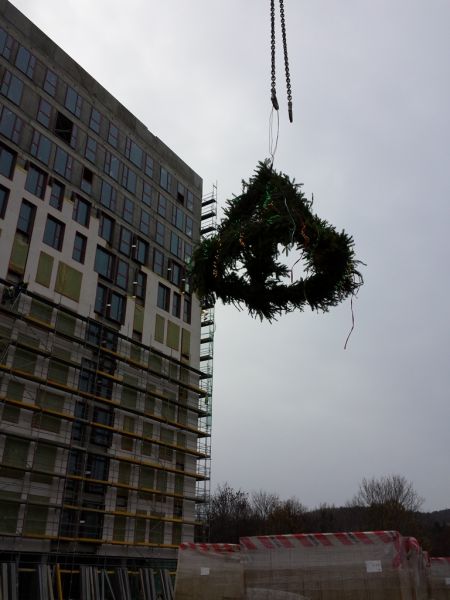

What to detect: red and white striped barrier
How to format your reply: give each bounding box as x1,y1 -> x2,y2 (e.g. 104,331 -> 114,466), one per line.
179,542 -> 240,554
240,530 -> 400,550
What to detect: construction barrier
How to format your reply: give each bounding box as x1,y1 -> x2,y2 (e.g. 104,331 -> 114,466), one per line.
428,558 -> 450,600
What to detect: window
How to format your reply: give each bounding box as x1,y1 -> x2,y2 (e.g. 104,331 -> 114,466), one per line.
177,182 -> 185,204
185,216 -> 193,238
0,106 -> 22,143
89,107 -> 101,133
94,246 -> 115,280
122,197 -> 134,224
54,147 -> 72,180
1,71 -> 23,106
187,190 -> 194,212
49,180 -> 64,210
54,111 -> 76,146
85,136 -> 97,163
73,232 -> 87,263
0,142 -> 16,178
170,231 -> 183,258
73,195 -> 91,227
43,215 -> 65,250
133,238 -> 148,264
133,270 -> 146,300
125,137 -> 143,168
121,165 -> 137,194
15,45 -> 36,78
158,194 -> 167,218
168,261 -> 183,287
30,130 -> 52,165
25,164 -> 47,198
160,167 -> 172,192
183,295 -> 192,324
43,68 -> 57,97
139,208 -> 151,235
65,85 -> 82,117
142,181 -> 152,206
91,408 -> 113,446
95,283 -> 126,323
185,242 -> 193,264
17,200 -> 36,235
145,154 -> 153,178
108,122 -> 119,147
156,221 -> 165,246
119,226 -> 132,256
104,151 -> 120,180
115,258 -> 128,290
172,292 -> 181,318
99,213 -> 114,243
172,205 -> 185,231
153,248 -> 164,275
157,283 -> 170,311
0,184 -> 9,218
36,98 -> 52,128
81,166 -> 93,195
0,27 -> 16,60
100,180 -> 116,210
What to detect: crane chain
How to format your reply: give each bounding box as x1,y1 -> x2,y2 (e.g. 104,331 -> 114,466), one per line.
270,0 -> 293,122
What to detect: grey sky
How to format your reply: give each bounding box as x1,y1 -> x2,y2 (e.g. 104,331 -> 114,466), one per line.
10,0 -> 450,511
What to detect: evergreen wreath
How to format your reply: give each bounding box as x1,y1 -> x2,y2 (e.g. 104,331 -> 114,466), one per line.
190,161 -> 363,321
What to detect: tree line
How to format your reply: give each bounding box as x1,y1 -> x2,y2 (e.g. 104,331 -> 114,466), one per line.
202,475 -> 450,556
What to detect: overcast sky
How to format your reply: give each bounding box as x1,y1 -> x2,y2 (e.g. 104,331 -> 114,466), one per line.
11,0 -> 450,512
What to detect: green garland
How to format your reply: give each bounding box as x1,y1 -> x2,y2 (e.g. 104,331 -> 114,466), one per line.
190,161 -> 363,321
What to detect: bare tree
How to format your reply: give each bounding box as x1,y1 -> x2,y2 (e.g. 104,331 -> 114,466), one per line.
352,475 -> 424,512
251,490 -> 280,521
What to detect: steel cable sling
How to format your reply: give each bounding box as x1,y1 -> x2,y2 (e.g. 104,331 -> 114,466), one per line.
270,0 -> 293,122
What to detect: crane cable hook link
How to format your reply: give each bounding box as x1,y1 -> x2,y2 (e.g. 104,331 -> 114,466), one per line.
271,0 -> 293,123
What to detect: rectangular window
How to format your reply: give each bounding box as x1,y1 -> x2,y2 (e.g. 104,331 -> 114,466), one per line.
183,295 -> 192,324
108,122 -> 119,147
0,106 -> 22,144
145,154 -> 153,178
65,85 -> 82,117
54,147 -> 72,180
43,68 -> 58,97
15,45 -> 36,78
121,165 -> 137,194
133,238 -> 148,264
122,197 -> 134,224
153,248 -> 164,275
95,284 -> 126,323
115,258 -> 129,290
104,151 -> 120,180
36,98 -> 52,127
134,270 -> 146,300
172,205 -> 185,231
157,283 -> 170,311
160,167 -> 172,192
43,215 -> 65,250
81,166 -> 93,195
185,216 -> 193,238
0,142 -> 16,178
125,137 -> 143,168
89,107 -> 101,133
156,221 -> 165,246
169,261 -> 183,287
99,213 -> 114,243
49,180 -> 64,210
170,231 -> 183,258
119,226 -> 132,256
25,164 -> 47,199
172,292 -> 181,318
158,194 -> 167,218
95,246 -> 115,280
85,136 -> 97,163
17,200 -> 36,236
0,27 -> 16,60
184,243 -> 192,266
142,181 -> 152,206
1,71 -> 23,105
177,182 -> 185,204
54,111 -> 76,146
100,180 -> 116,210
73,232 -> 87,263
73,195 -> 91,227
0,184 -> 9,218
30,130 -> 52,165
139,208 -> 151,235
187,190 -> 194,212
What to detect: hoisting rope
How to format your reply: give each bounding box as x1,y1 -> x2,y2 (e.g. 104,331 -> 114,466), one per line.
270,0 -> 293,122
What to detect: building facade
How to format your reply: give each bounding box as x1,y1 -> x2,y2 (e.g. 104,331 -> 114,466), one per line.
0,0 -> 211,593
